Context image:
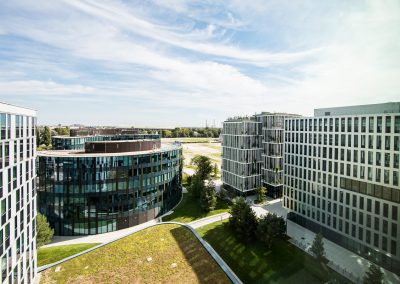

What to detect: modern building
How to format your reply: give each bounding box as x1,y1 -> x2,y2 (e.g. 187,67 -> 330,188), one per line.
221,116 -> 262,194
221,113 -> 299,197
283,102 -> 400,275
0,103 -> 37,283
37,136 -> 182,236
52,134 -> 160,150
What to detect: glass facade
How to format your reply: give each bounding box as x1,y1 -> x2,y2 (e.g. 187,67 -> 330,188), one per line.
52,134 -> 160,150
37,147 -> 182,236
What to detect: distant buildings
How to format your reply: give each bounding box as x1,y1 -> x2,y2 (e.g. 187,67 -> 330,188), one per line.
0,103 -> 37,283
283,102 -> 400,275
37,134 -> 182,236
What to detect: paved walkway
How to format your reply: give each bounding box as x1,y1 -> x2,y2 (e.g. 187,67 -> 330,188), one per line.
42,219 -> 159,248
287,220 -> 399,284
188,212 -> 230,229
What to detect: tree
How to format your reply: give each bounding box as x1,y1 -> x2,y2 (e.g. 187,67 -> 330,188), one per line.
229,197 -> 258,243
363,264 -> 384,284
256,213 -> 286,249
191,155 -> 213,181
54,127 -> 70,136
37,213 -> 54,247
200,180 -> 217,212
255,186 -> 267,202
191,174 -> 204,198
162,129 -> 173,138
213,163 -> 219,177
40,126 -> 52,146
310,232 -> 325,261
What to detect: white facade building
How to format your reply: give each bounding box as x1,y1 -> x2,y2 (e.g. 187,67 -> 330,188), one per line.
222,113 -> 299,196
283,102 -> 400,275
0,103 -> 37,283
221,117 -> 262,194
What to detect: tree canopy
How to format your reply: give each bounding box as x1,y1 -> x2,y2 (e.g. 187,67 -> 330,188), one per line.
229,197 -> 258,243
200,180 -> 217,212
191,155 -> 213,181
310,232 -> 325,261
37,213 -> 54,247
256,213 -> 286,249
363,264 -> 384,284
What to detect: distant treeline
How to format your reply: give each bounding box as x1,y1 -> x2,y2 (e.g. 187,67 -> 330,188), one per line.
161,128 -> 221,138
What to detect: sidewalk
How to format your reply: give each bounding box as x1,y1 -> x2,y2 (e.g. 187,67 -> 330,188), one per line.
42,219 -> 158,248
287,220 -> 400,284
188,212 -> 230,229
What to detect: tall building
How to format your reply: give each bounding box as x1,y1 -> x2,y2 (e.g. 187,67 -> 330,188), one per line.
283,102 -> 400,275
37,136 -> 182,236
0,103 -> 37,283
221,113 -> 299,197
221,116 -> 262,194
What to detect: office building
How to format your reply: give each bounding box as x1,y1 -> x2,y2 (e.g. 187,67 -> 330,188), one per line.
0,103 -> 37,283
221,113 -> 299,197
37,136 -> 182,236
283,102 -> 400,274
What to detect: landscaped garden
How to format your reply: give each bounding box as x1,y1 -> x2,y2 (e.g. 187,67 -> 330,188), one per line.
40,224 -> 230,284
197,220 -> 350,284
162,192 -> 230,223
38,243 -> 100,267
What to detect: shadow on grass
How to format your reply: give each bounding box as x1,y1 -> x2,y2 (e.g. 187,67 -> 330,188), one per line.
198,221 -> 349,284
170,226 -> 230,284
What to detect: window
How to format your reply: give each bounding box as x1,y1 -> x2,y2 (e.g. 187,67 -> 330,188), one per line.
369,117 -> 375,133
395,116 -> 400,133
361,117 -> 366,132
385,116 -> 391,133
377,116 -> 382,133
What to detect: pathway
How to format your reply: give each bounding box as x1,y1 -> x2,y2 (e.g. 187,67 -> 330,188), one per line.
42,219 -> 158,248
188,212 -> 230,229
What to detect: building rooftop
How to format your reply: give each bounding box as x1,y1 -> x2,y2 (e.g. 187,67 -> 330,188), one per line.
38,144 -> 181,158
314,102 -> 400,116
0,102 -> 37,116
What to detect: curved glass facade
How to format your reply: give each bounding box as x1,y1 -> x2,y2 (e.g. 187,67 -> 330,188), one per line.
37,147 -> 182,235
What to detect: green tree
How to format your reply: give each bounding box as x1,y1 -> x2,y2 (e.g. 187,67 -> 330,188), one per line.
310,232 -> 325,261
191,155 -> 213,181
36,127 -> 41,146
37,213 -> 54,247
162,129 -> 173,138
200,180 -> 217,212
40,126 -> 52,146
229,197 -> 258,243
363,264 -> 384,284
54,127 -> 70,136
213,163 -> 219,177
191,174 -> 204,198
255,186 -> 267,202
256,213 -> 286,249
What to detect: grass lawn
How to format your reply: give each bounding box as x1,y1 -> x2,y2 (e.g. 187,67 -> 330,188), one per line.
40,224 -> 230,284
38,243 -> 100,267
197,221 -> 350,284
162,192 -> 231,223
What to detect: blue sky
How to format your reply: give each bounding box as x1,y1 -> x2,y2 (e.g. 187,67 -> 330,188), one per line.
0,0 -> 399,127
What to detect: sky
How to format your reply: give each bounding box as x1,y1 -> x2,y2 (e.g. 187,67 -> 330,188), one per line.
0,0 -> 399,127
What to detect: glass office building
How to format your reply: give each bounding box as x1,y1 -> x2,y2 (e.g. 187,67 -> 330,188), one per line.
0,103 -> 37,283
37,138 -> 182,236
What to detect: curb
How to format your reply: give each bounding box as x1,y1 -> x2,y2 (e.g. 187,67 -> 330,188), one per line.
37,222 -> 242,284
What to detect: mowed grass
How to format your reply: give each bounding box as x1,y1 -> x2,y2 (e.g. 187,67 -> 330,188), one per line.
162,192 -> 231,223
38,243 -> 100,267
197,221 -> 350,284
40,224 -> 230,284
